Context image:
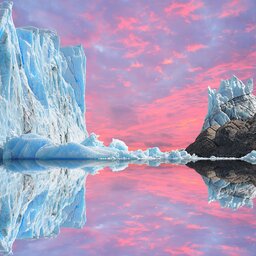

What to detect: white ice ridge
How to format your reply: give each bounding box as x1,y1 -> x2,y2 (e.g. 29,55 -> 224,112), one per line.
0,166 -> 87,255
202,76 -> 256,130
0,1 -> 87,147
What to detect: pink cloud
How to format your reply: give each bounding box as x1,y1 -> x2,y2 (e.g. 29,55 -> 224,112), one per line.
219,0 -> 248,18
172,51 -> 186,59
188,66 -> 203,73
165,243 -> 204,256
220,245 -> 247,256
161,58 -> 173,65
245,23 -> 256,33
186,44 -> 207,52
121,34 -> 149,58
116,17 -> 138,31
130,62 -> 143,68
164,0 -> 204,20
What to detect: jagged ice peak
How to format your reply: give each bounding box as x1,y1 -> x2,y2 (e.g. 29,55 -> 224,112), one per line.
203,75 -> 256,130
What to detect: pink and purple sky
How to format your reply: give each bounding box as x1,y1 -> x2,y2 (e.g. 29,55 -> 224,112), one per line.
13,0 -> 256,150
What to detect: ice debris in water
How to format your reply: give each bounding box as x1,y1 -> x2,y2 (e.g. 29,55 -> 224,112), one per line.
81,133 -> 105,147
2,133 -> 197,163
168,149 -> 197,164
109,139 -> 129,151
241,151 -> 256,164
145,147 -> 166,158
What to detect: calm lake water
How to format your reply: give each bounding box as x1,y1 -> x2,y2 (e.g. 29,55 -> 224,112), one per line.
1,161 -> 255,256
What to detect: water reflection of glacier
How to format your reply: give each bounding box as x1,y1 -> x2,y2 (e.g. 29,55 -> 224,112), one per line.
0,159 -> 155,255
1,160 -> 256,254
0,164 -> 88,255
187,161 -> 256,210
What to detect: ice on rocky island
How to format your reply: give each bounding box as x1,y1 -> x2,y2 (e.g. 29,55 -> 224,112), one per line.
203,76 -> 256,130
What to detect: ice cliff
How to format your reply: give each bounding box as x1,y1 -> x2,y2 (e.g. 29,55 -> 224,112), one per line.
0,166 -> 87,255
0,1 -> 87,147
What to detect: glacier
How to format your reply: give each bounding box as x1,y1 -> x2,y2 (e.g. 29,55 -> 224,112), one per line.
0,1 -> 87,149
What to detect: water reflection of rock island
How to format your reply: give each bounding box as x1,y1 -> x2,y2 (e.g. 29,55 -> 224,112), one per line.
0,165 -> 87,255
187,161 -> 256,210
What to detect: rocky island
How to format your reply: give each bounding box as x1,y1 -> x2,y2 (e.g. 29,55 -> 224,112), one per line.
186,76 -> 256,158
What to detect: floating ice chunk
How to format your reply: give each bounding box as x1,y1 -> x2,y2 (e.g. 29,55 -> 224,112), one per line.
168,149 -> 194,163
145,147 -> 165,158
3,134 -> 52,160
81,133 -> 105,147
36,143 -> 119,160
132,149 -> 148,159
241,151 -> 256,164
109,138 -> 128,151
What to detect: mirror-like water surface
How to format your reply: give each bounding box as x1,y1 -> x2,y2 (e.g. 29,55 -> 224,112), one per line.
1,161 -> 255,255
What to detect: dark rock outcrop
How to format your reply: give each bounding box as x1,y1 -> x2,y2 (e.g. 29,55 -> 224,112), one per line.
187,160 -> 256,184
186,114 -> 256,157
